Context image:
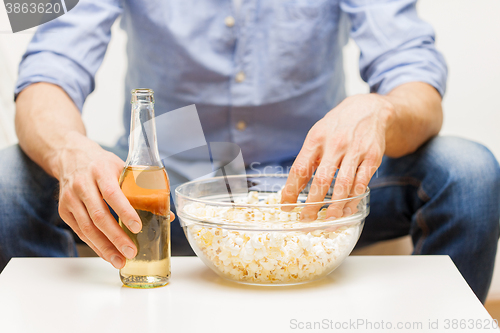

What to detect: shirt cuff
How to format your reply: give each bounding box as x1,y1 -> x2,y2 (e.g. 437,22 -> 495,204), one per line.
367,49 -> 448,98
14,51 -> 94,111
372,68 -> 447,98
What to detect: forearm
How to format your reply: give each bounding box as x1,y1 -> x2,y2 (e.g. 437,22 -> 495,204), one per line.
381,82 -> 443,158
15,82 -> 89,179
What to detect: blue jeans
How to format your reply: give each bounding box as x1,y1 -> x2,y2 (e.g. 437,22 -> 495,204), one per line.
0,136 -> 499,302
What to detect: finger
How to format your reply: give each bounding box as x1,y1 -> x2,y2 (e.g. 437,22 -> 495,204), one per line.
343,160 -> 379,216
68,213 -> 105,258
70,199 -> 128,269
170,211 -> 175,221
96,173 -> 142,234
281,143 -> 321,211
76,233 -> 105,259
300,155 -> 341,221
59,204 -> 104,258
79,185 -> 138,261
326,154 -> 360,219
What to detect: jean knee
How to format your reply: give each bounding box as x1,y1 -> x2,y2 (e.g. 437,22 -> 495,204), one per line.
427,137 -> 500,233
425,136 -> 500,188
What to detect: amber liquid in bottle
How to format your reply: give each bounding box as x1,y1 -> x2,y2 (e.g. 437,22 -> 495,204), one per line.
119,166 -> 170,288
119,88 -> 170,288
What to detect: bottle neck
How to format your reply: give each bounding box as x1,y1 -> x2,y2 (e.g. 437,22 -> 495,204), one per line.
126,99 -> 162,168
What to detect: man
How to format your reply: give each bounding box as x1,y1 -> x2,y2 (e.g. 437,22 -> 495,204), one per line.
0,0 -> 499,303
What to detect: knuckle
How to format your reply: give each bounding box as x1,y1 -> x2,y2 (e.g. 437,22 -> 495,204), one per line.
99,244 -> 117,259
335,176 -> 352,188
355,173 -> 370,187
109,234 -> 126,248
58,190 -> 69,203
101,184 -> 119,201
347,140 -> 361,155
72,177 -> 87,194
92,161 -> 104,174
79,222 -> 95,237
89,161 -> 98,174
334,177 -> 352,196
365,151 -> 382,165
59,191 -> 76,210
306,132 -> 321,148
90,209 -> 107,227
330,135 -> 348,151
353,184 -> 367,195
291,161 -> 310,178
339,165 -> 357,178
306,123 -> 322,142
314,174 -> 332,188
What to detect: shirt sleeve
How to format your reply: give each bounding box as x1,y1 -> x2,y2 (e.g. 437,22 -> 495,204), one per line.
14,0 -> 123,111
340,0 -> 448,97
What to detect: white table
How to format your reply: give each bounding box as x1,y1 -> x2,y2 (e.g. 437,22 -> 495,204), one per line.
0,256 -> 497,333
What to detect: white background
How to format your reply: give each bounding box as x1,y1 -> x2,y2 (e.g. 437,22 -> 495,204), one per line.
1,1 -> 500,298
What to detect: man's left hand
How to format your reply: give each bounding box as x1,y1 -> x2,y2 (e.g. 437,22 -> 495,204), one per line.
281,94 -> 394,220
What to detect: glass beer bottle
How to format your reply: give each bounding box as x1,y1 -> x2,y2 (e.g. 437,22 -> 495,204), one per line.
118,88 -> 170,288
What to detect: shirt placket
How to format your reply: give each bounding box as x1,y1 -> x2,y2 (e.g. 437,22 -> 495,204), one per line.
228,0 -> 256,151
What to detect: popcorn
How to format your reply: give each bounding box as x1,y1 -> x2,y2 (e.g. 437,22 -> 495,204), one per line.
247,191 -> 259,204
279,212 -> 289,221
234,237 -> 244,246
265,193 -> 280,205
184,191 -> 361,284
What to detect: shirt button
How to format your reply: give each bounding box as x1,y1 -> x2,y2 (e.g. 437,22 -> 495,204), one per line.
235,71 -> 246,83
236,121 -> 247,131
224,16 -> 235,27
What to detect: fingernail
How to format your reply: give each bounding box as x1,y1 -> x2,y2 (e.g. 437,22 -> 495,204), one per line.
122,246 -> 135,259
128,220 -> 141,233
280,201 -> 290,211
301,213 -> 313,221
111,255 -> 124,269
327,208 -> 342,220
343,207 -> 352,217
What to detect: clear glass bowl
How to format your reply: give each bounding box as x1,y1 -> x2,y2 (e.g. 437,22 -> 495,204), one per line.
175,174 -> 369,286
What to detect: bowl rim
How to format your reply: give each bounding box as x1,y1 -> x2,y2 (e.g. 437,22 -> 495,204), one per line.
174,173 -> 370,208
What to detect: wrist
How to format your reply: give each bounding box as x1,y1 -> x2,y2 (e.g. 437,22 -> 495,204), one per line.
371,93 -> 396,131
46,131 -> 92,180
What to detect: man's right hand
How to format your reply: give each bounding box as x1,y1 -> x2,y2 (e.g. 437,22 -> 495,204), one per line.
53,131 -> 141,268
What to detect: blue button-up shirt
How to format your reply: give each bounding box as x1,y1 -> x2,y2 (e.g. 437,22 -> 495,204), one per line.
15,0 -> 447,178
